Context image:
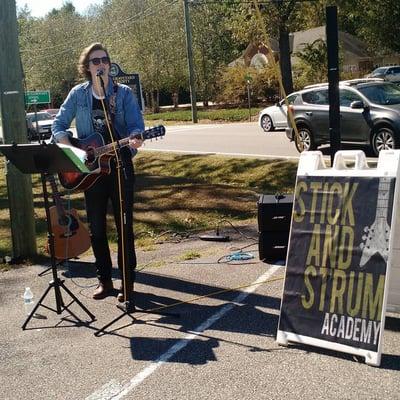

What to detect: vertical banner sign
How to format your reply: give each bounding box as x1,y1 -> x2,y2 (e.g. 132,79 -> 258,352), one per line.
277,152 -> 398,366
109,63 -> 144,112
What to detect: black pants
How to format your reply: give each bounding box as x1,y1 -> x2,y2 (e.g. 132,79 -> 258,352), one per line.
84,156 -> 136,286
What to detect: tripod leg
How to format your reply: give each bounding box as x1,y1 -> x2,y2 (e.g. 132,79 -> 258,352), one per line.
59,280 -> 95,321
21,284 -> 52,330
94,311 -> 132,337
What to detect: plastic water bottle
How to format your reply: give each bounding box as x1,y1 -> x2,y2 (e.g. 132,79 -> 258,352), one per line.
23,287 -> 34,315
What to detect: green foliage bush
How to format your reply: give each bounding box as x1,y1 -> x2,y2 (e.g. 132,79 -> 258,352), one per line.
145,107 -> 262,122
215,65 -> 280,104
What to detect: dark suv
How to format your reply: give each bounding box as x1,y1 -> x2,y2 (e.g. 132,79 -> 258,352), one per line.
285,79 -> 400,156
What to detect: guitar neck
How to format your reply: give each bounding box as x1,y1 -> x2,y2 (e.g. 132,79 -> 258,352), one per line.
47,175 -> 66,217
91,127 -> 163,159
93,137 -> 130,158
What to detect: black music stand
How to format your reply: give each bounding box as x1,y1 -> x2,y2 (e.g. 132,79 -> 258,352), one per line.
0,143 -> 95,329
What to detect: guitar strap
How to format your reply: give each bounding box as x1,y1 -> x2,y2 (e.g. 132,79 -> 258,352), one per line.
109,82 -> 118,125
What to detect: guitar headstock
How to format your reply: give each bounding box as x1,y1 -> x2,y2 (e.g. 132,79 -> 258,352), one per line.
137,125 -> 166,141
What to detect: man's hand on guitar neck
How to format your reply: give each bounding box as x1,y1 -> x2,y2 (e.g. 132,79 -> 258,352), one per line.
128,136 -> 144,149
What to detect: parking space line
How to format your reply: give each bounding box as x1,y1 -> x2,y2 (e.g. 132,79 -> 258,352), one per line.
86,265 -> 281,400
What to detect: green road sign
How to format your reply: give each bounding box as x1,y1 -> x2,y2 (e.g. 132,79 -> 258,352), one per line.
25,90 -> 50,105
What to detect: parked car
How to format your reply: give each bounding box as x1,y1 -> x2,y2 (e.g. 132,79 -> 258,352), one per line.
367,66 -> 400,82
43,108 -> 60,118
26,111 -> 54,141
285,78 -> 400,156
258,92 -> 300,132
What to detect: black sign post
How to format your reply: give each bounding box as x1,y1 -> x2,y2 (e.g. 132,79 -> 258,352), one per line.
109,63 -> 144,112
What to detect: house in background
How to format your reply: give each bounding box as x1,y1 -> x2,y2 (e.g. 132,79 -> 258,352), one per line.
290,26 -> 374,73
229,26 -> 400,74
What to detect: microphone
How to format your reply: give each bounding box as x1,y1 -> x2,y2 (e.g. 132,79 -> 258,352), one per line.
96,68 -> 104,76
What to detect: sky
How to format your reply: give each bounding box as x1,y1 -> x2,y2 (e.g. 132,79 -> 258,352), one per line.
16,0 -> 104,18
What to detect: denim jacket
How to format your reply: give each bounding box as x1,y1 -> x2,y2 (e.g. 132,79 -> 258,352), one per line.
52,79 -> 144,155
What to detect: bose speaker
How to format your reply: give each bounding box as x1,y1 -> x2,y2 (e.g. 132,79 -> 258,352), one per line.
257,194 -> 293,263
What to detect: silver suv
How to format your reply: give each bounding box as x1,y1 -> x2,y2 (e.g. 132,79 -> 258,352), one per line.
367,66 -> 400,82
285,79 -> 400,156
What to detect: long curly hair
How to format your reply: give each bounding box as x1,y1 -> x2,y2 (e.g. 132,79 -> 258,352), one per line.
77,43 -> 110,81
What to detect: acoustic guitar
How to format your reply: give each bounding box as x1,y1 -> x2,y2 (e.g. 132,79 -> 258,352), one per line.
58,125 -> 166,191
47,175 -> 91,260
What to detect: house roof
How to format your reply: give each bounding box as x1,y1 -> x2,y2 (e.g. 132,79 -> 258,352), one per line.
291,26 -> 371,61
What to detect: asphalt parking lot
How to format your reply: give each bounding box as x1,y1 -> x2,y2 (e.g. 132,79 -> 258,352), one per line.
1,224 -> 399,400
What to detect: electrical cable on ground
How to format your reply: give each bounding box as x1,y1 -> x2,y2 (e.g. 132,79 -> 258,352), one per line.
133,275 -> 285,319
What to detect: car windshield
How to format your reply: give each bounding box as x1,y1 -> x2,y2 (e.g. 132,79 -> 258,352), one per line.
371,67 -> 387,75
357,83 -> 400,105
28,113 -> 52,122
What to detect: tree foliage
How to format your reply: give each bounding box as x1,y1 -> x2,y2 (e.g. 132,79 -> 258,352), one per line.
16,0 -> 400,108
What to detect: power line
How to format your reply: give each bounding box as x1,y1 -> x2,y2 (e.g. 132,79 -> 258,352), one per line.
20,0 -> 178,58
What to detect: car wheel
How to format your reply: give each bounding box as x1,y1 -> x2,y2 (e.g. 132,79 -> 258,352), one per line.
260,115 -> 273,132
372,127 -> 397,156
294,126 -> 315,152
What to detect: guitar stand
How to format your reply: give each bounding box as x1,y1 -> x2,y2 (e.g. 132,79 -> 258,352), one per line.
23,173 -> 95,329
94,296 -> 180,337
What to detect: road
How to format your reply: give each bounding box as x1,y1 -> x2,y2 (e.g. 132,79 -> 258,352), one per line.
143,122 -> 300,159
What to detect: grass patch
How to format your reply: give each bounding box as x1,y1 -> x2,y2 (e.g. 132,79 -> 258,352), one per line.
145,107 -> 262,123
179,251 -> 201,261
0,152 -> 297,259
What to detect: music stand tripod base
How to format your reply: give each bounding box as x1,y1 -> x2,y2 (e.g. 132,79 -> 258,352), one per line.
0,143 -> 95,330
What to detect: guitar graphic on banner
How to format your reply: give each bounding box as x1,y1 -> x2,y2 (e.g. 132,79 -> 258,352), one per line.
58,125 -> 166,192
359,177 -> 391,268
47,175 -> 91,260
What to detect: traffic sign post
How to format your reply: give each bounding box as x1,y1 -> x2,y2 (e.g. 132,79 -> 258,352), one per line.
25,90 -> 51,106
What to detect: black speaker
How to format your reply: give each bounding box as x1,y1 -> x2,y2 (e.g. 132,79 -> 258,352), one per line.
259,231 -> 290,263
257,194 -> 293,262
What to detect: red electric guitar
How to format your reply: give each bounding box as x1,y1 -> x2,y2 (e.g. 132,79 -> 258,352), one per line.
58,125 -> 165,191
47,175 -> 91,260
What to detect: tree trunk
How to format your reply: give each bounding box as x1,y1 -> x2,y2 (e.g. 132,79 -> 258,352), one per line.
278,24 -> 294,96
151,90 -> 160,113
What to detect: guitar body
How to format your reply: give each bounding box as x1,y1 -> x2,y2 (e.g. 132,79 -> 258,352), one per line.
58,133 -> 112,191
48,206 -> 91,260
58,126 -> 166,192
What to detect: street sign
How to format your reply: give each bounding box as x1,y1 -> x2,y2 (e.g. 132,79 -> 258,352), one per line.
25,90 -> 51,105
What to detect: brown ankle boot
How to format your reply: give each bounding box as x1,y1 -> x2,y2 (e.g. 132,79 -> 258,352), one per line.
93,280 -> 114,300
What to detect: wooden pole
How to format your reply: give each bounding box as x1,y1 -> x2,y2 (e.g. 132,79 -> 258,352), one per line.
0,0 -> 37,258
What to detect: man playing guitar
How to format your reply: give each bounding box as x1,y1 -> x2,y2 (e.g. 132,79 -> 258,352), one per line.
52,43 -> 144,303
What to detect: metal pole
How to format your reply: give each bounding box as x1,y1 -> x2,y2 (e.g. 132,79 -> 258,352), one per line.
326,6 -> 341,164
183,0 -> 198,123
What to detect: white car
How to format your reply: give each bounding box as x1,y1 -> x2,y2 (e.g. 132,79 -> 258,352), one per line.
258,92 -> 299,132
26,111 -> 54,141
367,66 -> 400,82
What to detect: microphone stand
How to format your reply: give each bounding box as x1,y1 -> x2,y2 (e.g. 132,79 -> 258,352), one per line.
94,73 -> 178,337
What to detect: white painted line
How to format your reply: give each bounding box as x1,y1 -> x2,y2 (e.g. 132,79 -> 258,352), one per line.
141,147 -> 300,160
86,265 -> 281,400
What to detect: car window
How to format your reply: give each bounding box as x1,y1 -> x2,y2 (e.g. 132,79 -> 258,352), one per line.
286,94 -> 298,104
392,67 -> 400,74
372,67 -> 387,75
357,83 -> 400,105
29,113 -> 52,122
302,89 -> 329,105
339,89 -> 362,107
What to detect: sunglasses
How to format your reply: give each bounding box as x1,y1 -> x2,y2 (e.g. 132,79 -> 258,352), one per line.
89,57 -> 110,66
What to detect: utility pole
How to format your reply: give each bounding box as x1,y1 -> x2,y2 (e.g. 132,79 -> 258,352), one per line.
0,0 -> 37,258
183,0 -> 198,123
